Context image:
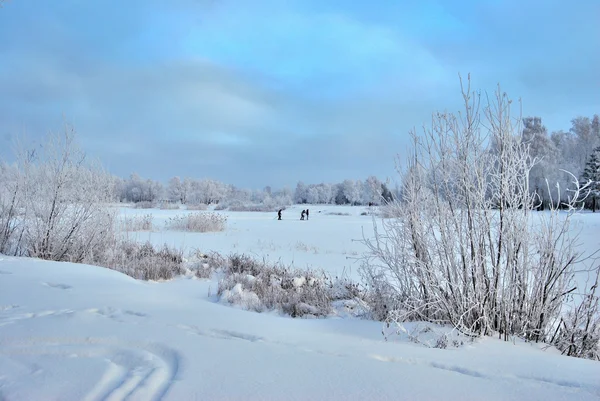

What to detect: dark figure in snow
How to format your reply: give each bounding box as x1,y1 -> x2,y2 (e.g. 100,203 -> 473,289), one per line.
278,209 -> 282,220
300,210 -> 305,220
306,209 -> 309,220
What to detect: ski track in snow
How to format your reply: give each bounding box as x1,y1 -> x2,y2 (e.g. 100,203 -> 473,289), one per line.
81,343 -> 179,401
1,303 -> 599,400
0,306 -> 178,400
1,336 -> 179,401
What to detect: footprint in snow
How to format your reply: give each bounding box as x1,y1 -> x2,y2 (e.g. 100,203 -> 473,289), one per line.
42,282 -> 72,290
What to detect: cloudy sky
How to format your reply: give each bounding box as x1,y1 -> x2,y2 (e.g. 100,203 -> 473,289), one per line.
0,0 -> 598,188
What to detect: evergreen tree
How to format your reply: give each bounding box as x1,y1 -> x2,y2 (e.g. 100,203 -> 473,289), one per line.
581,146 -> 600,212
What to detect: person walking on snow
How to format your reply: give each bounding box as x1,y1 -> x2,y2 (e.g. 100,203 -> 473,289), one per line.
300,210 -> 305,220
306,208 -> 309,220
278,209 -> 282,220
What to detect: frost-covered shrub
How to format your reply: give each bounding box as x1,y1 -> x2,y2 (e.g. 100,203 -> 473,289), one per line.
120,214 -> 153,232
186,203 -> 208,211
159,202 -> 180,210
376,202 -> 399,219
551,272 -> 600,361
217,253 -> 366,318
186,250 -> 225,279
361,77 -> 600,356
134,201 -> 156,209
217,195 -> 291,212
381,318 -> 467,349
165,212 -> 227,232
226,202 -> 280,212
99,240 -> 184,281
213,203 -> 227,211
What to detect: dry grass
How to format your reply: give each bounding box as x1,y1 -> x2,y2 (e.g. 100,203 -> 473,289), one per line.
120,214 -> 153,231
216,253 -> 366,318
186,203 -> 209,211
99,240 -> 185,281
165,212 -> 227,232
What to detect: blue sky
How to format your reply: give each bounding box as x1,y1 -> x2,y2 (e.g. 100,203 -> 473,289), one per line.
0,0 -> 598,188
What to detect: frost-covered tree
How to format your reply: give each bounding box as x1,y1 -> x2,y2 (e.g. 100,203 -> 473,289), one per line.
0,161 -> 24,254
306,185 -> 320,204
521,117 -> 559,209
381,182 -> 394,203
11,125 -> 117,262
592,114 -> 600,139
581,146 -> 600,212
362,176 -> 383,205
294,181 -> 308,204
316,183 -> 334,204
342,179 -> 361,205
167,176 -> 185,203
571,116 -> 597,171
191,178 -> 227,205
120,174 -> 163,203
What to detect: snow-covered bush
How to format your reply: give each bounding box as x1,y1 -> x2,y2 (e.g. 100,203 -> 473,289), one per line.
213,203 -> 227,211
381,318 -> 468,349
120,214 -> 153,232
220,198 -> 290,212
165,212 -> 227,232
217,253 -> 366,318
134,201 -> 156,209
159,202 -> 180,210
186,203 -> 208,211
551,270 -> 600,360
187,249 -> 224,279
361,77 -> 600,353
99,240 -> 184,281
218,256 -> 330,317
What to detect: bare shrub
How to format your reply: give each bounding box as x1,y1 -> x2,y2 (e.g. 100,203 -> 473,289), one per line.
120,214 -> 153,232
361,76 -> 599,352
99,240 -> 184,281
159,202 -> 180,210
228,203 -> 280,212
134,201 -> 155,209
213,203 -> 227,211
218,197 -> 290,212
187,249 -> 225,279
165,212 -> 227,232
217,253 -> 366,318
381,319 -> 467,349
186,203 -> 208,211
376,202 -> 399,219
551,270 -> 600,360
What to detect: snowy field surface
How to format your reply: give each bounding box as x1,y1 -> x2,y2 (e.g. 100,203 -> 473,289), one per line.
120,204 -> 375,281
1,205 -> 600,400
